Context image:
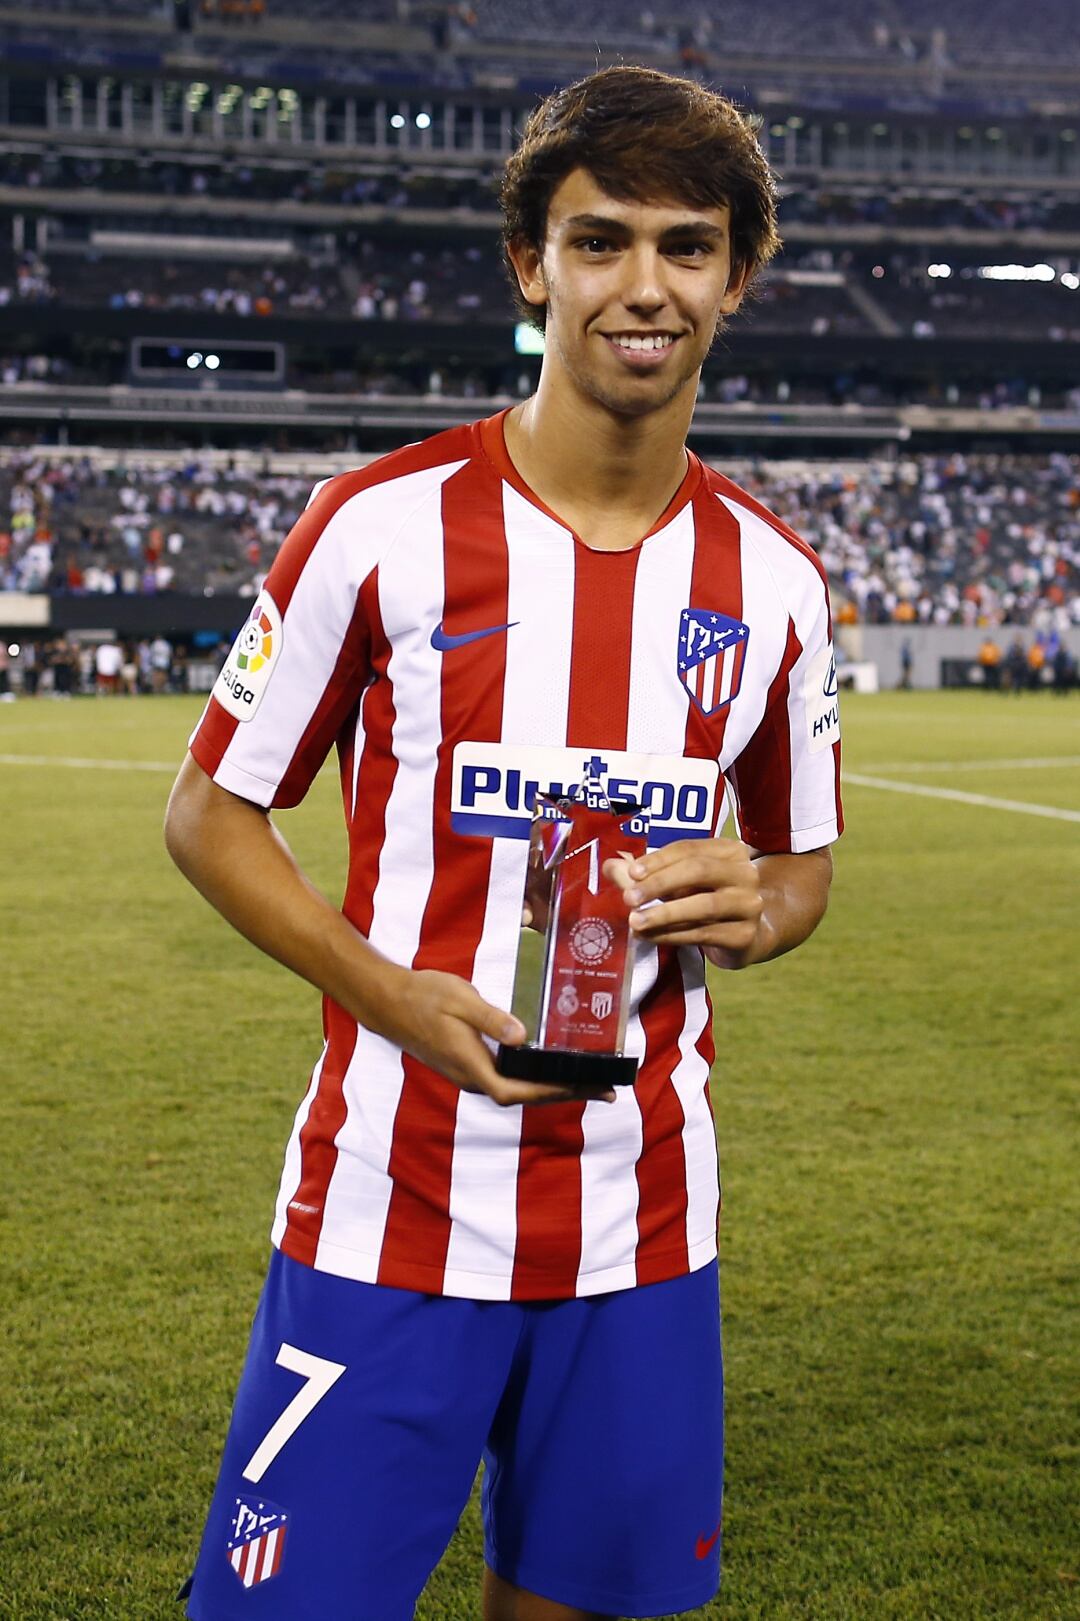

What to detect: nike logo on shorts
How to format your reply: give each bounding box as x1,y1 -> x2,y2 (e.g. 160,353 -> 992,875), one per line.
695,1520 -> 721,1559
430,620 -> 518,652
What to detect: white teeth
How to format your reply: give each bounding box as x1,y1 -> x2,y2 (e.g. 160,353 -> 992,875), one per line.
612,334 -> 672,352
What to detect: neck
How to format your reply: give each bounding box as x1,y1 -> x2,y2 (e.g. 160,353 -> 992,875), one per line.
503,362 -> 697,548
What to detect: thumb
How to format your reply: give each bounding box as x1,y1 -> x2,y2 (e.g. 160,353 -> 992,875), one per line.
461,986 -> 526,1046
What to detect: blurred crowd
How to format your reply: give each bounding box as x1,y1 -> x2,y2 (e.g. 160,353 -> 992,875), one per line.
5,0 -> 1076,66
8,149 -> 1079,237
969,630 -> 1077,692
2,349 -> 1077,414
0,453 -> 309,598
0,240 -> 508,323
5,244 -> 1080,345
0,152 -> 500,213
751,452 -> 1079,631
1,449 -> 1076,632
0,632 -> 208,700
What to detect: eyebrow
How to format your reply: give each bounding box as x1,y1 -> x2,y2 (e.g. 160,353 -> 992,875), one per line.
561,212 -> 727,240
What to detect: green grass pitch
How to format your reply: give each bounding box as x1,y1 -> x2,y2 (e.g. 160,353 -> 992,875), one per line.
1,691 -> 1077,1619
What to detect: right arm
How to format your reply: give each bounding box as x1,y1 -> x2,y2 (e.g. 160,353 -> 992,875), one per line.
164,754 -> 591,1107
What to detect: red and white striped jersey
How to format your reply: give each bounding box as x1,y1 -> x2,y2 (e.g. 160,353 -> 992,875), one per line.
191,411 -> 842,1301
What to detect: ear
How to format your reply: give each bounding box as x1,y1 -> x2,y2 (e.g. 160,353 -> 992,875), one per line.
506,236 -> 548,311
719,258 -> 754,316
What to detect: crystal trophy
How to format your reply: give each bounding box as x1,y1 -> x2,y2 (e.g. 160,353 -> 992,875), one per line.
496,775 -> 648,1089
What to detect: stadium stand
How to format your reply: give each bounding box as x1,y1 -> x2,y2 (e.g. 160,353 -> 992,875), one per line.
2,449 -> 1076,637
2,0 -> 1075,68
0,0 -> 1077,671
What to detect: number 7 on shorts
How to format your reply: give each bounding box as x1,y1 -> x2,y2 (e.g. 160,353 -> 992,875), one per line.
242,1343 -> 346,1483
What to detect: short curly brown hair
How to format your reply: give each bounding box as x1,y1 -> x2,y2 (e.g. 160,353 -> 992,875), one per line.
501,65 -> 782,329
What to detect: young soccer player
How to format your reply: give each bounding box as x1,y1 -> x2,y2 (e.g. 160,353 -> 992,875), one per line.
166,65 -> 842,1621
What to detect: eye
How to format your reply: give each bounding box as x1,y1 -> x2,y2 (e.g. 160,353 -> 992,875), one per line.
577,236 -> 617,254
667,240 -> 713,260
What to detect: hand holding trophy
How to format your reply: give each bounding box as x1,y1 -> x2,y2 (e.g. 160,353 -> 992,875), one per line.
497,771 -> 648,1091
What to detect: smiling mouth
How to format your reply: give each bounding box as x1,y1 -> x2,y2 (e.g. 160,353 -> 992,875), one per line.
602,332 -> 680,355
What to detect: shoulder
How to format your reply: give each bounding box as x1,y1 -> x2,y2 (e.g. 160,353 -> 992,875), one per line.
268,421 -> 487,608
698,463 -> 829,597
304,420 -> 484,523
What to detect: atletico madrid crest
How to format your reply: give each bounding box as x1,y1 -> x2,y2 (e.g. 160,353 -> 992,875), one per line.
678,608 -> 750,716
226,1493 -> 289,1589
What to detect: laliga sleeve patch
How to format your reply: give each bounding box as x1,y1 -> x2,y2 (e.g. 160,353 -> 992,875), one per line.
213,592 -> 283,721
804,642 -> 841,754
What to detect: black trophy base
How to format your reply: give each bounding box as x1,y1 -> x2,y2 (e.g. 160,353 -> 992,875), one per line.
496,1042 -> 639,1089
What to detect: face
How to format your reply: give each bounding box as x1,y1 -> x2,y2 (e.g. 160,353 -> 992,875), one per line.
509,167 -> 751,420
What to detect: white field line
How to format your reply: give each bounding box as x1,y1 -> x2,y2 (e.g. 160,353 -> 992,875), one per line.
2,753 -> 1078,824
843,772 -> 1080,824
0,753 -> 176,772
864,756 -> 1080,774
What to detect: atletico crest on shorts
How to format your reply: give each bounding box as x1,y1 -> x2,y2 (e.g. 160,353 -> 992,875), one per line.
227,1494 -> 289,1589
678,608 -> 750,716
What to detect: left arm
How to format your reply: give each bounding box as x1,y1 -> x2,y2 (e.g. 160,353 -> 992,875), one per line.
615,838 -> 833,970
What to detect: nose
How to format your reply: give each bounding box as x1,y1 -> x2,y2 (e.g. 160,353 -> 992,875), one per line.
620,246 -> 669,314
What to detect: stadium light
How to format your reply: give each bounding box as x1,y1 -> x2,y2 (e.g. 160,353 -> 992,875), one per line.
1062,272 -> 1080,290
390,113 -> 406,129
928,264 -> 952,278
7,643 -> 19,657
978,263 -> 1056,281
204,354 -> 221,370
415,112 -> 432,129
186,353 -> 203,369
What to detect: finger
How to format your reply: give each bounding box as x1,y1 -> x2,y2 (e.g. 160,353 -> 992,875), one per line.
636,917 -> 761,952
447,1021 -> 618,1108
453,984 -> 526,1046
601,855 -> 636,895
629,888 -> 761,935
623,849 -> 749,908
625,837 -> 744,882
463,1046 -> 615,1108
408,1016 -> 616,1108
487,1078 -> 617,1108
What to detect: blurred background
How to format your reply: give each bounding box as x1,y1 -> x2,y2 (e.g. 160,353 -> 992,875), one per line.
0,0 -> 1077,692
2,11 -> 1077,1618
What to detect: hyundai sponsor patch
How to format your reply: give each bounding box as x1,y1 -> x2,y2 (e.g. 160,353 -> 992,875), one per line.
213,590 -> 283,721
804,642 -> 841,753
678,608 -> 749,717
450,743 -> 721,846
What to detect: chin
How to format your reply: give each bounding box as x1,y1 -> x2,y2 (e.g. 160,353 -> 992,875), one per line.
588,375 -> 696,420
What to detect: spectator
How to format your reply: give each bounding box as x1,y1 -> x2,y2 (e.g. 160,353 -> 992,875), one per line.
977,635 -> 1002,690
120,643 -> 139,695
21,639 -> 39,696
94,639 -> 123,694
1052,644 -> 1075,694
1005,636 -> 1027,693
50,637 -> 76,697
150,634 -> 173,693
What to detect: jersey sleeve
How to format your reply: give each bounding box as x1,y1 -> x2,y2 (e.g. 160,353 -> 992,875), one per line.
727,563 -> 843,854
189,474 -> 380,809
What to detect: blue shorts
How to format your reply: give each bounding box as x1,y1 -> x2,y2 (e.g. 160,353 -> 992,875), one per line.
184,1250 -> 723,1620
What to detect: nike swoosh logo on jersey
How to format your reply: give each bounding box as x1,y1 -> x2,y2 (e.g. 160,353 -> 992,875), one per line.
430,620 -> 518,652
695,1521 -> 721,1560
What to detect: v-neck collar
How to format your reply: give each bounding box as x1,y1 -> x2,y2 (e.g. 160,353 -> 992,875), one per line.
477,408 -> 703,553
